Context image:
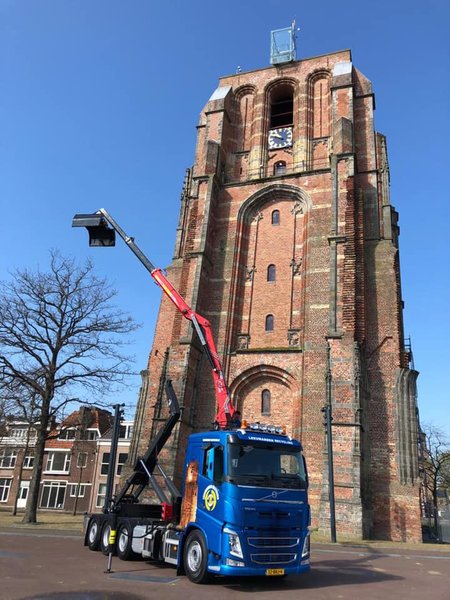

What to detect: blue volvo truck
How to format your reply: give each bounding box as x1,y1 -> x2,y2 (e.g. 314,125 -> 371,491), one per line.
74,210 -> 311,583
177,427 -> 310,581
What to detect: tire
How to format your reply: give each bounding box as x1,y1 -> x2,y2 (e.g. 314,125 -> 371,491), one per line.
100,521 -> 114,556
183,530 -> 211,584
117,520 -> 137,561
86,516 -> 101,551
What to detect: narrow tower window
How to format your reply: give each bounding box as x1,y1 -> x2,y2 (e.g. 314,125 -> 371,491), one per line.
261,389 -> 271,415
267,264 -> 276,282
271,210 -> 280,225
274,161 -> 287,176
265,314 -> 274,331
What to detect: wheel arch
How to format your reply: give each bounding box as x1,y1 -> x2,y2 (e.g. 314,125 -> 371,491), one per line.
177,524 -> 208,575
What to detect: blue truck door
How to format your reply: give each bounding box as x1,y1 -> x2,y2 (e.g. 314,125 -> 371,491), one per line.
196,443 -> 225,555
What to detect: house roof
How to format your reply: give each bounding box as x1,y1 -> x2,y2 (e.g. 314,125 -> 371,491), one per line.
45,406 -> 113,448
61,406 -> 113,433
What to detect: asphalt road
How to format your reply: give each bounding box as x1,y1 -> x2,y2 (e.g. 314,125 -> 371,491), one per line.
1,530 -> 449,600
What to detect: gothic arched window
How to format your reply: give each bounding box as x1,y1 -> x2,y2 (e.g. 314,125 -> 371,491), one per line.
267,264 -> 276,282
271,210 -> 280,225
265,314 -> 274,332
261,389 -> 271,415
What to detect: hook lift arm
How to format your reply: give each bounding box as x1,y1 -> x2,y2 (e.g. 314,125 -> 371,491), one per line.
72,208 -> 236,429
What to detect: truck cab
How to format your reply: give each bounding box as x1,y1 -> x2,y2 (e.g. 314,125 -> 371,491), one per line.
179,424 -> 311,582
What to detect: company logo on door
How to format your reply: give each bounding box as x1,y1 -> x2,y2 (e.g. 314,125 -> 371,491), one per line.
203,485 -> 220,511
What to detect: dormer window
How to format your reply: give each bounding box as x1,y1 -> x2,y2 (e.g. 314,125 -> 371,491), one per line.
59,428 -> 76,440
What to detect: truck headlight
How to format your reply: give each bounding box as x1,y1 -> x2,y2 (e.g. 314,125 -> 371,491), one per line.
301,532 -> 310,558
223,527 -> 243,559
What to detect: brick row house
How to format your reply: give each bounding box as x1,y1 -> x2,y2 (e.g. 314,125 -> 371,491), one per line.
0,408 -> 132,513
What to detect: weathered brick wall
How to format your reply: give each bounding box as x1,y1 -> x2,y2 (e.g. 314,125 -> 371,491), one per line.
135,50 -> 421,541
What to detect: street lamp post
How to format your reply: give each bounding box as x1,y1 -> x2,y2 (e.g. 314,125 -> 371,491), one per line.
103,403 -> 124,514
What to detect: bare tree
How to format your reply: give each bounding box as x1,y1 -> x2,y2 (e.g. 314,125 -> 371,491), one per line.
421,423 -> 450,539
440,454 -> 450,491
0,251 -> 138,523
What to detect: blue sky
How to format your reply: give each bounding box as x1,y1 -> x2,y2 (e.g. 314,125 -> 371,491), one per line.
1,1 -> 449,432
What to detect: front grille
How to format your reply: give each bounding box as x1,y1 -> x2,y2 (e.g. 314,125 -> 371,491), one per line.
250,553 -> 297,565
258,511 -> 290,518
248,536 -> 299,548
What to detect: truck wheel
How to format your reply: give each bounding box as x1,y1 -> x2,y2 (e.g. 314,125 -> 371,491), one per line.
100,522 -> 114,556
117,521 -> 137,561
183,530 -> 210,584
87,516 -> 101,551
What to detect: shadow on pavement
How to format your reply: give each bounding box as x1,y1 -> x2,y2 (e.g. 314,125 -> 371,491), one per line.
219,545 -> 403,592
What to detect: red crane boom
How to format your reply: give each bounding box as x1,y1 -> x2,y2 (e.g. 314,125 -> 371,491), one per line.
72,208 -> 236,429
150,267 -> 235,429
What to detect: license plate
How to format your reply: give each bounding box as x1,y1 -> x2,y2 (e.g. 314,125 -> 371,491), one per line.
266,568 -> 285,576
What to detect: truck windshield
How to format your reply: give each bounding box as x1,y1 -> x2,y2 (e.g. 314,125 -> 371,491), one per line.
227,442 -> 307,489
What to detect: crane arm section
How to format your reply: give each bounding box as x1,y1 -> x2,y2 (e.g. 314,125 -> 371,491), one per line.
96,209 -> 235,429
150,268 -> 234,428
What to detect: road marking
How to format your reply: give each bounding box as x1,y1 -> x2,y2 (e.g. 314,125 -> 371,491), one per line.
427,571 -> 441,575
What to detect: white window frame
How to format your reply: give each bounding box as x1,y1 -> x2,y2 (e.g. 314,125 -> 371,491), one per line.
119,424 -> 134,439
100,452 -> 110,476
95,483 -> 107,509
69,483 -> 87,498
40,480 -> 67,509
10,427 -> 27,439
77,452 -> 88,468
58,428 -> 76,440
117,452 -> 128,476
23,454 -> 34,469
0,478 -> 12,502
0,449 -> 17,469
45,451 -> 71,474
85,429 -> 98,441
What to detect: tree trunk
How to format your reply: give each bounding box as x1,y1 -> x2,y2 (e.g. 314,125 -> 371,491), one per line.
11,451 -> 25,516
432,489 -> 441,542
22,421 -> 47,524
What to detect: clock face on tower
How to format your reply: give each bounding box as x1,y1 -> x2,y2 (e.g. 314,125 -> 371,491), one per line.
268,127 -> 293,149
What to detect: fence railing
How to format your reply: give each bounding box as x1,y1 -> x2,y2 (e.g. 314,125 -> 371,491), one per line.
223,157 -> 331,184
438,505 -> 450,543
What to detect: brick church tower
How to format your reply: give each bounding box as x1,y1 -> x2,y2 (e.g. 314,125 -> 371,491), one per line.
132,31 -> 421,542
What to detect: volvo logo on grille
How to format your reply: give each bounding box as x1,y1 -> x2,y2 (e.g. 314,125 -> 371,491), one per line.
272,491 -> 278,498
